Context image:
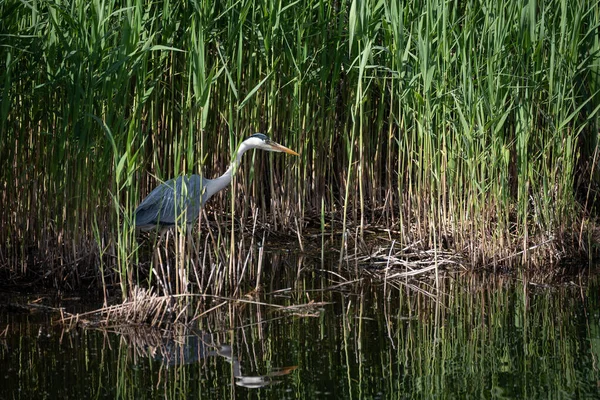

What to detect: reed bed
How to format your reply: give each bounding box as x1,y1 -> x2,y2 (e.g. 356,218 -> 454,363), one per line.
1,0 -> 599,295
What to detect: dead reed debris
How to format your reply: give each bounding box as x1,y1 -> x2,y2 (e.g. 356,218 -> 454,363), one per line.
347,244 -> 466,282
60,285 -> 330,328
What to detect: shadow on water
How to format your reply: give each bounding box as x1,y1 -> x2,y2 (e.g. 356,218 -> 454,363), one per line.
1,249 -> 600,399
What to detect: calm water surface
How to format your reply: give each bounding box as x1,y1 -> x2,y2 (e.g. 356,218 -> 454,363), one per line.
1,253 -> 599,399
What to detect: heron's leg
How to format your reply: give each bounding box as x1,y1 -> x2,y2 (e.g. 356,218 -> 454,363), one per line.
175,227 -> 190,294
186,225 -> 205,292
153,245 -> 164,294
153,228 -> 172,296
187,226 -> 200,284
151,230 -> 163,284
164,229 -> 173,294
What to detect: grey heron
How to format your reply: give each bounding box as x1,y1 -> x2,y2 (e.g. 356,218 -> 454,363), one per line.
134,133 -> 299,231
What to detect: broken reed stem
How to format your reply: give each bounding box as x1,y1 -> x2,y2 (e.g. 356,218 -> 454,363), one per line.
383,240 -> 395,297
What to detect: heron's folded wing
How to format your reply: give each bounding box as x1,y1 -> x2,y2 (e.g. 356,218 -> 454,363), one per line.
135,175 -> 205,228
135,180 -> 177,227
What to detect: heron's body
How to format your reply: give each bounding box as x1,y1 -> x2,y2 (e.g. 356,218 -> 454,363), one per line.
134,134 -> 298,231
135,174 -> 208,230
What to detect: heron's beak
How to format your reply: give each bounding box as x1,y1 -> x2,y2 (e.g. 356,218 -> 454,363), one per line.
270,142 -> 299,156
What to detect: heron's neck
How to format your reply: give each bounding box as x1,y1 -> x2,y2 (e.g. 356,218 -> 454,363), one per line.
205,142 -> 252,199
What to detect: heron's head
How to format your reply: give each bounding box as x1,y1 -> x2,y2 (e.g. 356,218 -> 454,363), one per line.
243,133 -> 299,156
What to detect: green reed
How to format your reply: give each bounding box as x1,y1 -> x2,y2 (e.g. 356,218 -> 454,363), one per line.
1,0 -> 599,293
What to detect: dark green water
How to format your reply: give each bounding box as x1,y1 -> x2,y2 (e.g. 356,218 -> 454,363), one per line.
1,258 -> 600,399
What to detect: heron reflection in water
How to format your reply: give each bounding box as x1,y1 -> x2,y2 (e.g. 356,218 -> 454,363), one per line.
147,331 -> 298,388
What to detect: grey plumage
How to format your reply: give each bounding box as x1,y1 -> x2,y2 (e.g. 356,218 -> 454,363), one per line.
134,134 -> 299,231
135,175 -> 207,230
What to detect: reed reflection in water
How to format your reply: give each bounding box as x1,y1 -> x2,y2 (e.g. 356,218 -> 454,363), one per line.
1,254 -> 599,399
